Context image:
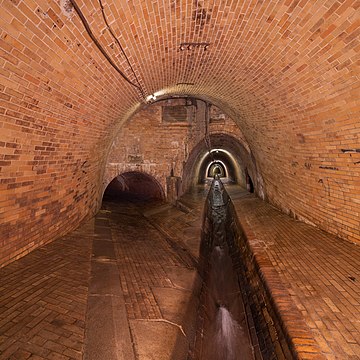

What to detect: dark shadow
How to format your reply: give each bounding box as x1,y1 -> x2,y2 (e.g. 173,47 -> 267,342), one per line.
245,170 -> 254,193
103,171 -> 165,203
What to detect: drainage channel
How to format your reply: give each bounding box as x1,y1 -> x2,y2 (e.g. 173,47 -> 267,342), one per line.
193,178 -> 293,360
85,182 -> 294,359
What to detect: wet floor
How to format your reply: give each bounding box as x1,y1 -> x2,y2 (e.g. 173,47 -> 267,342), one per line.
85,199 -> 202,360
197,180 -> 255,360
1,185 -> 359,359
0,195 -> 204,360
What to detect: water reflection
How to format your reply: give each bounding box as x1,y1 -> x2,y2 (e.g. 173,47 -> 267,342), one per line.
199,179 -> 254,360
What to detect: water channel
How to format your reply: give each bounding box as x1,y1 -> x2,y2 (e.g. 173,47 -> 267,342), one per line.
196,178 -> 255,359
97,178 -> 284,359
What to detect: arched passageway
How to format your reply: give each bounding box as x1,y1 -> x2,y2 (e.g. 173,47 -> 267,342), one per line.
0,0 -> 359,268
0,1 -> 359,359
199,150 -> 238,184
181,133 -> 262,197
103,172 -> 164,202
207,161 -> 227,179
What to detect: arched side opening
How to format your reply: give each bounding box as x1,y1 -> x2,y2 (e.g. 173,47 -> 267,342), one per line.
103,98 -> 251,206
103,171 -> 165,202
245,169 -> 255,193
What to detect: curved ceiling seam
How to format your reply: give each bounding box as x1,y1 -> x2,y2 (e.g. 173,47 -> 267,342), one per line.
69,0 -> 147,101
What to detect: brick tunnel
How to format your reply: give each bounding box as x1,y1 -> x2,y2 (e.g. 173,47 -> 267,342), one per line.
0,1 -> 360,359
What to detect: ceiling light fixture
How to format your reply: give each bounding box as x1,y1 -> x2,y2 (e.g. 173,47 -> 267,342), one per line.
146,94 -> 156,102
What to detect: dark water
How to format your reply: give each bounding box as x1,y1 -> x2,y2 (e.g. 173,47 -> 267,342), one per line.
199,179 -> 255,360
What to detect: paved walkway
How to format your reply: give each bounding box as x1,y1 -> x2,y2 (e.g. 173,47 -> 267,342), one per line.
227,188 -> 360,360
136,185 -> 360,359
0,200 -> 202,360
0,221 -> 94,359
0,184 -> 359,359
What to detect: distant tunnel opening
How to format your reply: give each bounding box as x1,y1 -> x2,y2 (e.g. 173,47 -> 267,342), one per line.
181,133 -> 254,195
198,150 -> 237,184
103,172 -> 164,202
207,161 -> 227,178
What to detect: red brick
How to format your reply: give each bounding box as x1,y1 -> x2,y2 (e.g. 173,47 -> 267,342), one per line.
0,0 -> 358,277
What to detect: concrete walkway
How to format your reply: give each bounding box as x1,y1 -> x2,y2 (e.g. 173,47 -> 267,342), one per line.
0,185 -> 359,359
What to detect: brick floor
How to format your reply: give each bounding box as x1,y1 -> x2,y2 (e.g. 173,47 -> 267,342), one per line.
105,201 -> 190,320
0,222 -> 94,360
227,186 -> 360,359
100,200 -> 202,359
151,185 -> 360,359
1,184 -> 359,359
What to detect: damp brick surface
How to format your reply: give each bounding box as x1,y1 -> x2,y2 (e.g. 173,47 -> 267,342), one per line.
1,0 -> 360,267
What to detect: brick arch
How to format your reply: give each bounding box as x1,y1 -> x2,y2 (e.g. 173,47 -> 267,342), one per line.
181,133 -> 263,197
104,171 -> 165,202
201,152 -> 236,182
206,161 -> 227,179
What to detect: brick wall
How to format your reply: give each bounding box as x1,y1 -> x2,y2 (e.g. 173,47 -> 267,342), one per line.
0,0 -> 139,267
1,0 -> 359,266
104,99 -> 246,198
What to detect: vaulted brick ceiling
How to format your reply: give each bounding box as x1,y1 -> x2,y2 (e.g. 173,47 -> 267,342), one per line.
1,0 -> 359,266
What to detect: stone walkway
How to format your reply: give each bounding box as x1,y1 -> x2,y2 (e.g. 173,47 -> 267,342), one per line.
147,185 -> 360,359
0,200 -> 201,360
0,184 -> 359,359
227,188 -> 360,360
